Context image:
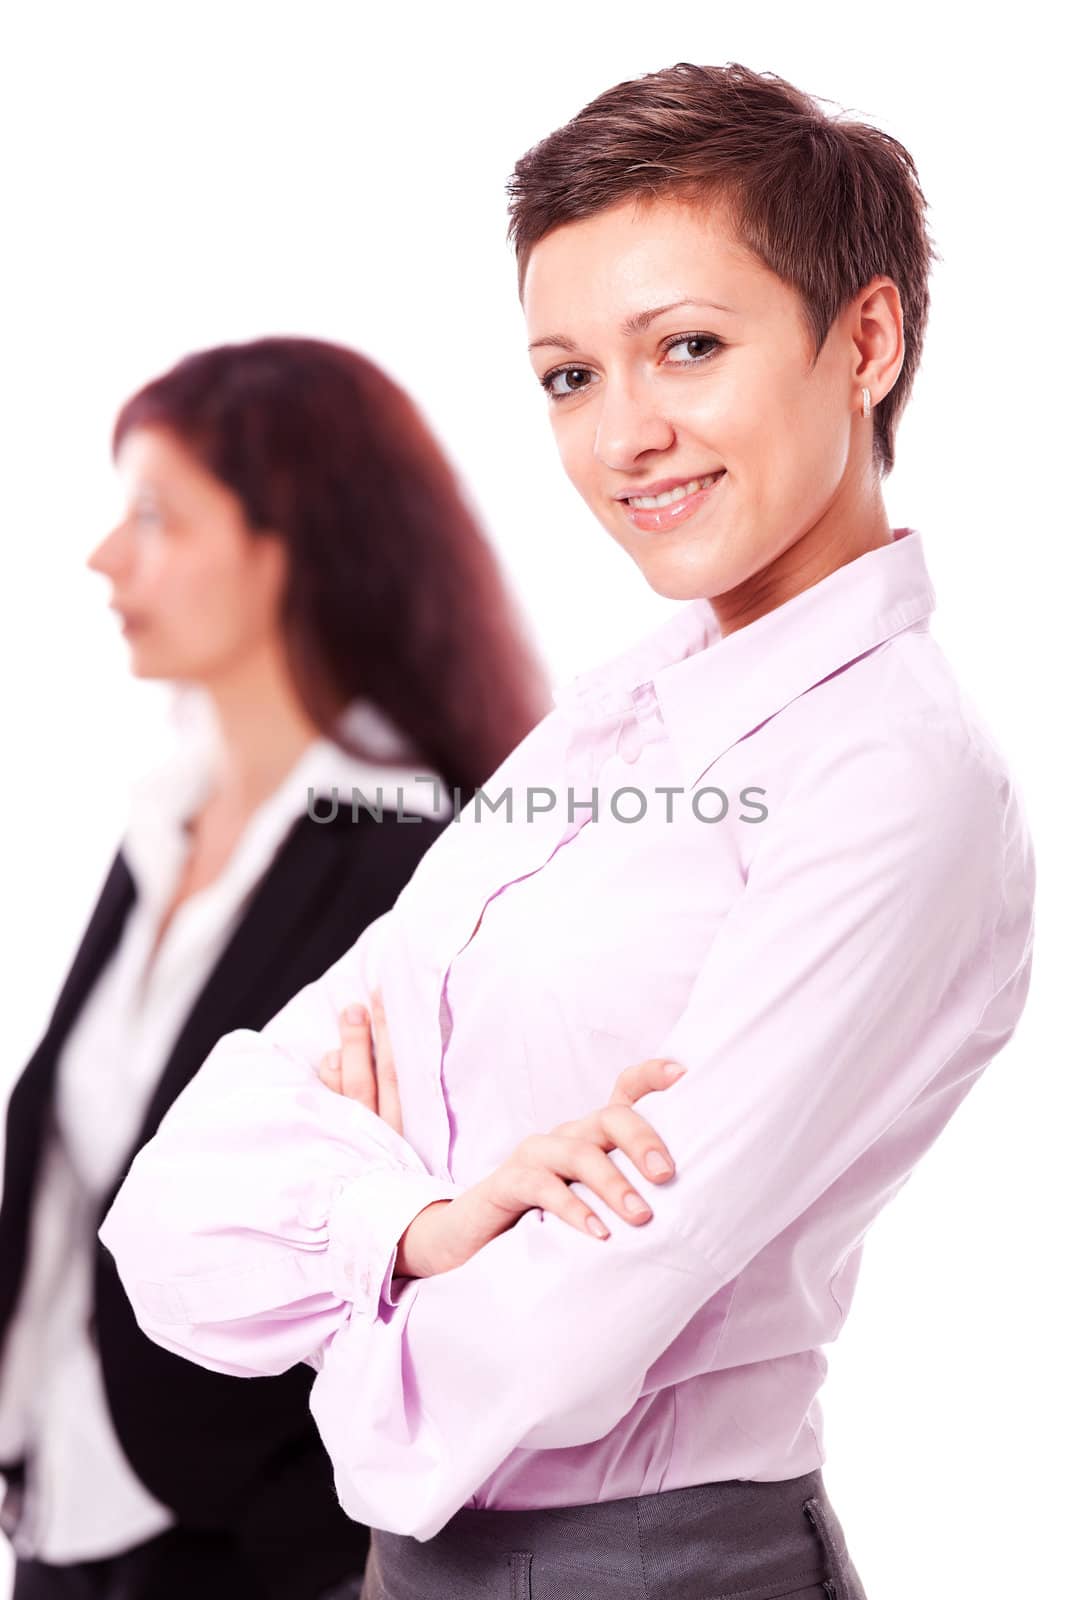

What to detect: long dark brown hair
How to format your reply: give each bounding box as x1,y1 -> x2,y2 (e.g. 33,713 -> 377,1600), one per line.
506,61 -> 937,478
112,336 -> 551,803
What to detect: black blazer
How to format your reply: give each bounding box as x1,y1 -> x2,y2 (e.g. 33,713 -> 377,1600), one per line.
0,800 -> 450,1597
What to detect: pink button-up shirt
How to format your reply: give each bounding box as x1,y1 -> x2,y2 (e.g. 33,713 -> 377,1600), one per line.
99,527 -> 1036,1541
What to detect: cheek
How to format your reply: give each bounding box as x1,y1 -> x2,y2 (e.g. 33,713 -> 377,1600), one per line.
780,384 -> 850,501
155,552 -> 252,644
134,546 -> 195,617
206,561 -> 276,636
677,371 -> 764,479
552,409 -> 598,490
724,372 -> 841,507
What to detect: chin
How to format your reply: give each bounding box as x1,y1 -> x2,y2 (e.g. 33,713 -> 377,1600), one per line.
125,648 -> 172,680
631,556 -> 718,603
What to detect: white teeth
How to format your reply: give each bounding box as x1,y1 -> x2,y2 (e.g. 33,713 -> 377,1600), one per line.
628,472 -> 721,510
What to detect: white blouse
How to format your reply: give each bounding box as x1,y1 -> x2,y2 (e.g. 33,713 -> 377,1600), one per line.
0,693 -> 449,1562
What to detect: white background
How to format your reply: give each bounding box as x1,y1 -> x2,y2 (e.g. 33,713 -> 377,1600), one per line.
0,3 -> 1060,1595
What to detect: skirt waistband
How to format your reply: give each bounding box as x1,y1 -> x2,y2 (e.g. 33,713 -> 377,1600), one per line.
365,1468 -> 867,1600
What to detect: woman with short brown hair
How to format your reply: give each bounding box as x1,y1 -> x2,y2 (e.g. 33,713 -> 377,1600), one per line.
102,66 -> 1035,1599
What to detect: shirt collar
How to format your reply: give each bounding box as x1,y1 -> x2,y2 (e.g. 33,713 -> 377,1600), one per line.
551,527 -> 937,792
123,693 -> 451,909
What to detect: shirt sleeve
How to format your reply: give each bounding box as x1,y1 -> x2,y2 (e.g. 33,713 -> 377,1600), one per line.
303,720 -> 1031,1538
97,906 -> 462,1379
102,720 -> 1035,1540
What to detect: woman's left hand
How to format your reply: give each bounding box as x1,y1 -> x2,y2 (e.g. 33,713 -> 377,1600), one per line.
316,989 -> 403,1135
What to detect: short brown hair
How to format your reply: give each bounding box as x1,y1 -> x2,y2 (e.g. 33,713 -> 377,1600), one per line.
506,61 -> 939,478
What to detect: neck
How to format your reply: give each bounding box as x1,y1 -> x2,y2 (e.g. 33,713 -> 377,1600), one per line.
714,484 -> 894,639
199,644 -> 328,818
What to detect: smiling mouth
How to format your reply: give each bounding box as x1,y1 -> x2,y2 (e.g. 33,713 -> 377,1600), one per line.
625,471 -> 725,509
621,469 -> 727,533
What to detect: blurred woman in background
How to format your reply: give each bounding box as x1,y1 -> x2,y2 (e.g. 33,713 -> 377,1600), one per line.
0,335 -> 550,1600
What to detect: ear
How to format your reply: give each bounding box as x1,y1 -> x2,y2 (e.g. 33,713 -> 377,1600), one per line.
252,527 -> 291,600
850,275 -> 905,404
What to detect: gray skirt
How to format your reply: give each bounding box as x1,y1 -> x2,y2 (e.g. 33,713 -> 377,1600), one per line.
362,1467 -> 867,1599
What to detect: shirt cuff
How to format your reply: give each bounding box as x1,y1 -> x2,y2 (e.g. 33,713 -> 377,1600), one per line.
325,1167 -> 462,1319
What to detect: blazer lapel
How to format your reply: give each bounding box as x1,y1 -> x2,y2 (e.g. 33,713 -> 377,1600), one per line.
0,851 -> 135,1337
47,852 -> 137,1042
105,813 -> 352,1206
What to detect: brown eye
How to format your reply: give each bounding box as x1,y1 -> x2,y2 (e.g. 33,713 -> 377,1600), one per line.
663,334 -> 724,366
541,366 -> 596,401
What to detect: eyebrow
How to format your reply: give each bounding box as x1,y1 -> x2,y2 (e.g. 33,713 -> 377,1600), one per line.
527,297 -> 738,354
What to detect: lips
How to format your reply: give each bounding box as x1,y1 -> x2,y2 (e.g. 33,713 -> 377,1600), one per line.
616,469 -> 726,505
621,470 -> 726,533
111,606 -> 145,633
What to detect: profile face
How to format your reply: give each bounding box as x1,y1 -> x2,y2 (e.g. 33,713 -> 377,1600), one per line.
86,425 -> 288,684
523,194 -> 863,621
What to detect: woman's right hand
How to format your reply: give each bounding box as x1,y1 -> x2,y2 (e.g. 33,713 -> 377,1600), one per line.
394,1056 -> 687,1281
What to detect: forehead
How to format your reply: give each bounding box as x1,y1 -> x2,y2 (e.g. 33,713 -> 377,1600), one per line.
522,194 -> 782,330
114,427 -> 241,524
116,425 -> 191,482
115,427 -> 227,511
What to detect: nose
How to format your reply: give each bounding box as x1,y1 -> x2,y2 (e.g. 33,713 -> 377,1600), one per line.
86,520 -> 129,577
592,373 -> 675,473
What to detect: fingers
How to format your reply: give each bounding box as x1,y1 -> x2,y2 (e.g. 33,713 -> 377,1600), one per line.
315,992 -> 404,1136
340,1005 -> 378,1108
491,1164 -> 617,1242
608,1056 -> 687,1107
595,1102 -> 677,1181
317,1047 -> 343,1088
552,1102 -> 677,1184
513,1133 -> 654,1231
317,1003 -> 377,1110
368,988 -> 404,1136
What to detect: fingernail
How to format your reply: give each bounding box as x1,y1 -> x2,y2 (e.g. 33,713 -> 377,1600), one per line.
623,1192 -> 650,1216
663,1061 -> 687,1081
586,1215 -> 610,1239
645,1150 -> 672,1177
343,1004 -> 366,1024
